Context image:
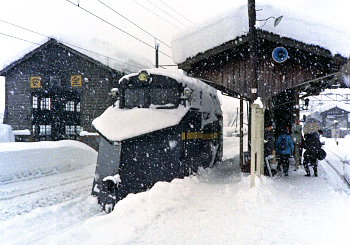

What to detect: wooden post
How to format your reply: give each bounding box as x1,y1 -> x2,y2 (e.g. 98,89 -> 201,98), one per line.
250,103 -> 264,187
250,104 -> 257,187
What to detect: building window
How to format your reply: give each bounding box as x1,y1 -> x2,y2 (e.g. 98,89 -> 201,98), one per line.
65,101 -> 75,111
65,125 -> 76,135
76,102 -> 81,112
39,125 -> 51,135
76,126 -> 82,134
32,96 -> 38,109
40,98 -> 51,110
32,125 -> 36,135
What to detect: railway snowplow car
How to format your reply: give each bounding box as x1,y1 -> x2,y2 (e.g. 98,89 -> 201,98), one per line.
91,69 -> 223,212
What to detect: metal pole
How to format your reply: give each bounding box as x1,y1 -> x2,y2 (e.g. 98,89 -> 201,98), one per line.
155,43 -> 159,68
240,97 -> 244,170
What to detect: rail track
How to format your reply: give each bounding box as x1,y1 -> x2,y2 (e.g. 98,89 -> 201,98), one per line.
323,147 -> 350,189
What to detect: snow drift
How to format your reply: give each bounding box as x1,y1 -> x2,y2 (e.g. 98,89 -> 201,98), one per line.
0,140 -> 97,183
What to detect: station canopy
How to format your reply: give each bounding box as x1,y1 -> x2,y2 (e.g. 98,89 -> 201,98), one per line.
171,3 -> 350,65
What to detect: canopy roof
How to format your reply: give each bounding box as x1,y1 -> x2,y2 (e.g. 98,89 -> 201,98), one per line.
172,4 -> 350,64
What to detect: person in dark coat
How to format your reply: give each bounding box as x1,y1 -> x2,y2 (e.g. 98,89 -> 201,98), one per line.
264,124 -> 275,156
302,131 -> 322,177
264,123 -> 275,176
276,126 -> 294,176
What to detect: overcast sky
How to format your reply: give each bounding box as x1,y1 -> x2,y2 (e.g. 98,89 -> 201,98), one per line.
1,0 -> 350,117
0,0 -> 349,70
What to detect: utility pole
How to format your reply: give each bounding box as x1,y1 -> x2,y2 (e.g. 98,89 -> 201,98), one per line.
248,0 -> 258,100
248,0 -> 265,185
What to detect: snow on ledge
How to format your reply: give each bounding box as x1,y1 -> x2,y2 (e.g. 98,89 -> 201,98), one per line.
80,131 -> 99,137
13,129 -> 31,136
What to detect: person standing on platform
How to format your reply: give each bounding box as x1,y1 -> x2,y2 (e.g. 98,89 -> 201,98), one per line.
276,126 -> 294,176
264,123 -> 275,176
303,131 -> 322,177
291,120 -> 303,170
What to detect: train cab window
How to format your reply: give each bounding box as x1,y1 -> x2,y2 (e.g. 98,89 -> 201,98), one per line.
124,88 -> 146,108
40,98 -> 51,110
32,96 -> 38,109
39,125 -> 51,135
65,101 -> 75,111
150,88 -> 179,107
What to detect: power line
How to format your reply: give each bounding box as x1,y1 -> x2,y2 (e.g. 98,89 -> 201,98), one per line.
0,22 -> 143,70
0,32 -> 42,46
144,0 -> 188,27
158,0 -> 194,24
66,0 -> 173,59
96,0 -> 172,49
132,0 -> 182,30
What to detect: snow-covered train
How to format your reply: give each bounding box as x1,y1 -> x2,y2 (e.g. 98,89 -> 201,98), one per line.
91,69 -> 223,212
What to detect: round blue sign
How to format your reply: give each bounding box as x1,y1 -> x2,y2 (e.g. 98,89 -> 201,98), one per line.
272,47 -> 288,63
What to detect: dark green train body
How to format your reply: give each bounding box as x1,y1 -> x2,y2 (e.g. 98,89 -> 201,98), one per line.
91,69 -> 222,212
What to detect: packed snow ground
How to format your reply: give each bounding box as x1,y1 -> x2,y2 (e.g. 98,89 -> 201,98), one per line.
1,137 -> 350,244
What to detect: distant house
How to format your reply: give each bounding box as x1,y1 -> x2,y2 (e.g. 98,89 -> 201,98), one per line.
319,102 -> 350,138
0,38 -> 125,148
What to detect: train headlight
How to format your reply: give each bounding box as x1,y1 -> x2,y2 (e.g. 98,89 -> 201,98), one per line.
183,87 -> 192,99
138,70 -> 149,82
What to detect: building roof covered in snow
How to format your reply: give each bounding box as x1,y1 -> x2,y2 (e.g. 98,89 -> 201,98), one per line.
319,101 -> 350,113
172,4 -> 350,65
0,37 -> 152,75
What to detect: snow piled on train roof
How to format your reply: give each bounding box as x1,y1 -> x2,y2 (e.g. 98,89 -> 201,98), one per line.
171,4 -> 350,64
92,106 -> 189,142
121,68 -> 222,116
121,68 -> 218,94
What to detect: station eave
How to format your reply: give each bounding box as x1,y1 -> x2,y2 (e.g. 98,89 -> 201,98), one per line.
178,30 -> 348,70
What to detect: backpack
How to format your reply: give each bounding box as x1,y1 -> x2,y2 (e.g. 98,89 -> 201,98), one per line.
317,148 -> 327,160
279,136 -> 288,151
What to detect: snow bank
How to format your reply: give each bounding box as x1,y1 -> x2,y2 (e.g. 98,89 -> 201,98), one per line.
44,163 -> 350,245
0,140 -> 97,183
172,4 -> 350,63
0,124 -> 15,143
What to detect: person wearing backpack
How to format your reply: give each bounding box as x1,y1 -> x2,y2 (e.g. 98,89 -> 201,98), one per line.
276,126 -> 294,176
302,131 -> 322,177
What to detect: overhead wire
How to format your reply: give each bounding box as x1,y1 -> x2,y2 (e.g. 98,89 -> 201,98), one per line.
131,0 -> 182,30
157,0 -> 194,24
0,20 -> 144,70
144,0 -> 188,27
65,0 -> 173,59
96,0 -> 172,49
0,32 -> 42,46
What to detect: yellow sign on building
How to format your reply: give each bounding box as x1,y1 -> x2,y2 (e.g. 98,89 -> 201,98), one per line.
71,75 -> 83,87
30,76 -> 42,88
